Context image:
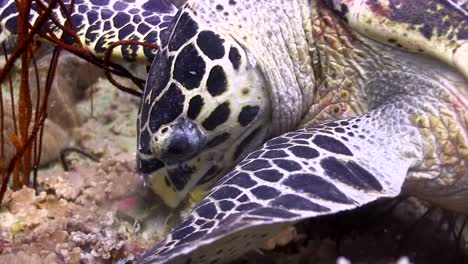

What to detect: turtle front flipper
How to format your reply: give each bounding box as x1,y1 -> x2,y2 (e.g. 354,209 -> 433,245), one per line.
0,0 -> 181,63
136,100 -> 425,264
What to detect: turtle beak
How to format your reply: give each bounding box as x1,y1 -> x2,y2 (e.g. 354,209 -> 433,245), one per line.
137,156 -> 164,181
151,117 -> 207,165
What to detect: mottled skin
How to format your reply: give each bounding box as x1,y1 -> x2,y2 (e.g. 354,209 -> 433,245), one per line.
136,0 -> 467,211
1,0 -> 467,264
137,0 -> 467,263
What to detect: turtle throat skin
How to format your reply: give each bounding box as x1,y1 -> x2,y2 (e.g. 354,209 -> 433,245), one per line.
137,7 -> 272,208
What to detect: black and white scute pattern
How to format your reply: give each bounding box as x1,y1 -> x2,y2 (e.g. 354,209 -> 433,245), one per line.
0,0 -> 178,63
138,114 -> 411,264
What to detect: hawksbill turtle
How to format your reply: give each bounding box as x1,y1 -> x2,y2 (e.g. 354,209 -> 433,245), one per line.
1,0 -> 467,263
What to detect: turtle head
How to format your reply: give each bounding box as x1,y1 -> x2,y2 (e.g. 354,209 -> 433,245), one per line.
137,9 -> 271,208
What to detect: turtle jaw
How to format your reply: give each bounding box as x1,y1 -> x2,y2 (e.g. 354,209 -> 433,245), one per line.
136,155 -> 194,208
139,120 -> 271,209
144,151 -> 223,208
